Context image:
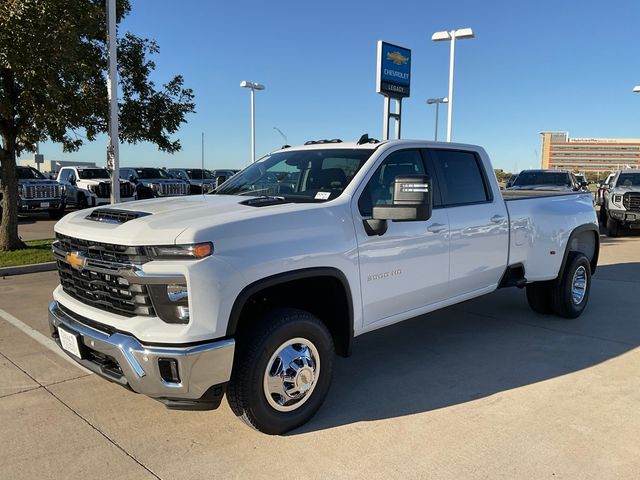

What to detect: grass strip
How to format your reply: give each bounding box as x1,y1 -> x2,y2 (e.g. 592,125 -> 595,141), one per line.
0,239 -> 55,268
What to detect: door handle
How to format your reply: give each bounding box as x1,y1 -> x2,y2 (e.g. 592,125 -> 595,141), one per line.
491,215 -> 505,224
427,223 -> 446,234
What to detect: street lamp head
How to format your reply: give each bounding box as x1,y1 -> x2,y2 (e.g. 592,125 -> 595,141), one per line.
431,31 -> 451,42
432,28 -> 474,41
634,85 -> 640,93
427,97 -> 449,104
240,80 -> 265,90
454,28 -> 474,39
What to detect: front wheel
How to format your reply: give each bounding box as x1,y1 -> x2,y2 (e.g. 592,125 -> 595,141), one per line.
606,218 -> 621,237
550,252 -> 592,319
598,206 -> 607,224
77,194 -> 88,210
227,308 -> 335,435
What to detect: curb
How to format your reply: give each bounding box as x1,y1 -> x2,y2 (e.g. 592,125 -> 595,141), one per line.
0,261 -> 57,277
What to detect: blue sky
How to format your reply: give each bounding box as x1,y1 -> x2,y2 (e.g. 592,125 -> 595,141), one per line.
26,0 -> 640,173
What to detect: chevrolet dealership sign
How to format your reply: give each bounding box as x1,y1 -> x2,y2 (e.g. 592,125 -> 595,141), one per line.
376,41 -> 411,98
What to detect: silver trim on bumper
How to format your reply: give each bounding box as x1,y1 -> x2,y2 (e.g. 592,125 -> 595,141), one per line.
48,301 -> 235,400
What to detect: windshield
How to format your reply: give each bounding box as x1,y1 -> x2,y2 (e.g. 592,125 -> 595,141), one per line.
16,166 -> 46,180
135,168 -> 170,179
513,171 -> 571,187
215,149 -> 373,201
616,173 -> 640,187
78,169 -> 110,179
185,169 -> 212,180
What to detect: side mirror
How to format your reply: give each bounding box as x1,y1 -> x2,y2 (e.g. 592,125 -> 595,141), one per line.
215,175 -> 228,188
580,181 -> 588,188
69,177 -> 76,186
128,175 -> 137,184
364,175 -> 432,236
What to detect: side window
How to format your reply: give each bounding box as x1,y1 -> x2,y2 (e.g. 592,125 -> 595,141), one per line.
358,149 -> 429,217
430,149 -> 491,206
59,169 -> 69,183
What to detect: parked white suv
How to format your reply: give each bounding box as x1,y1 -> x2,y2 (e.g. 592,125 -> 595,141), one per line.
48,138 -> 599,434
57,167 -> 136,208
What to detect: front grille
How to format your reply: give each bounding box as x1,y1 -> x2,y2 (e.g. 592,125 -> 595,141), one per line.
160,182 -> 189,196
94,182 -> 135,199
54,234 -> 155,317
86,208 -> 150,225
24,184 -> 60,199
120,182 -> 134,198
94,182 -> 111,198
623,193 -> 640,212
57,259 -> 155,317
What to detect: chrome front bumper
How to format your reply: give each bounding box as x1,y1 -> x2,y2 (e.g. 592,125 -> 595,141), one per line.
48,301 -> 235,409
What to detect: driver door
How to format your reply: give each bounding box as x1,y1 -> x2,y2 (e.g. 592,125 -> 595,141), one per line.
354,149 -> 450,327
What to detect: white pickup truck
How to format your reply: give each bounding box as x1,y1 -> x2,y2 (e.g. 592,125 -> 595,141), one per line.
48,138 -> 599,434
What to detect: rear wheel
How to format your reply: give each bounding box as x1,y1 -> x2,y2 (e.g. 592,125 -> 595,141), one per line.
550,252 -> 591,319
227,308 -> 335,435
526,282 -> 553,314
606,217 -> 621,237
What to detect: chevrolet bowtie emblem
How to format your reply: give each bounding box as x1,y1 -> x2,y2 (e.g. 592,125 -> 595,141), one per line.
66,251 -> 87,271
387,51 -> 409,66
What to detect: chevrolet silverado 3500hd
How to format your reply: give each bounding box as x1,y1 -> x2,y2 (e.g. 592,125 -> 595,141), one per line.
48,138 -> 599,434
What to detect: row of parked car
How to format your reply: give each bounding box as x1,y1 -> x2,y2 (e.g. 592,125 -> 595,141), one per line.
0,165 -> 239,220
504,168 -> 640,237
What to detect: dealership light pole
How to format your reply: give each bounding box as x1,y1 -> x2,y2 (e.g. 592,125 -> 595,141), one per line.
426,97 -> 448,141
431,28 -> 474,142
240,81 -> 265,163
106,0 -> 120,203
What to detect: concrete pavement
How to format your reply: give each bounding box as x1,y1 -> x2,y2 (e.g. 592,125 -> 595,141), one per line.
0,235 -> 638,479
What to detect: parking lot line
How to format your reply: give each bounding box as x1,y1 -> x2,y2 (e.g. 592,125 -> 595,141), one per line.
0,308 -> 92,375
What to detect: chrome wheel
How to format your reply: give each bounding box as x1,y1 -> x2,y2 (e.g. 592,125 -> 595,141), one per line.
263,337 -> 320,412
571,266 -> 587,305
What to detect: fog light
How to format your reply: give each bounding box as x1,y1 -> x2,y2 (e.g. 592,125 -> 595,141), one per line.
177,306 -> 190,321
148,282 -> 190,324
158,358 -> 181,384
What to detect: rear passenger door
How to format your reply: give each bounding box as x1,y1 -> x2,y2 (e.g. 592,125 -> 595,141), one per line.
427,148 -> 509,297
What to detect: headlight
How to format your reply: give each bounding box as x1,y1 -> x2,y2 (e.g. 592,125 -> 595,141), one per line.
147,242 -> 213,260
149,183 -> 160,191
613,194 -> 623,205
88,184 -> 97,193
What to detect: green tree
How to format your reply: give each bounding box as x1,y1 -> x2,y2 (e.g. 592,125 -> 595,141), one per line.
0,0 -> 195,251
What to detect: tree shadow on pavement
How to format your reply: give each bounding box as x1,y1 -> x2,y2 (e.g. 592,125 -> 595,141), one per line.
293,262 -> 640,434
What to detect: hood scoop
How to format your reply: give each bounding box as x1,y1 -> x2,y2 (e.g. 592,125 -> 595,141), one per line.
86,208 -> 151,225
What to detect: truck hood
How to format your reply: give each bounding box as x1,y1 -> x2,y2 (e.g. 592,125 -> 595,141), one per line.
54,194 -> 319,245
611,185 -> 640,193
508,185 -> 573,192
79,178 -> 130,186
18,179 -> 59,186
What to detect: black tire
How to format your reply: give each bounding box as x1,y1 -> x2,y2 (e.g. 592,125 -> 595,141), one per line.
606,217 -> 620,237
227,308 -> 335,435
77,194 -> 88,210
598,205 -> 607,225
550,252 -> 591,319
526,281 -> 553,314
48,207 -> 65,220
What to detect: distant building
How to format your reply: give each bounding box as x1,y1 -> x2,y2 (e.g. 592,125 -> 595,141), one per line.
540,132 -> 640,173
19,157 -> 97,174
